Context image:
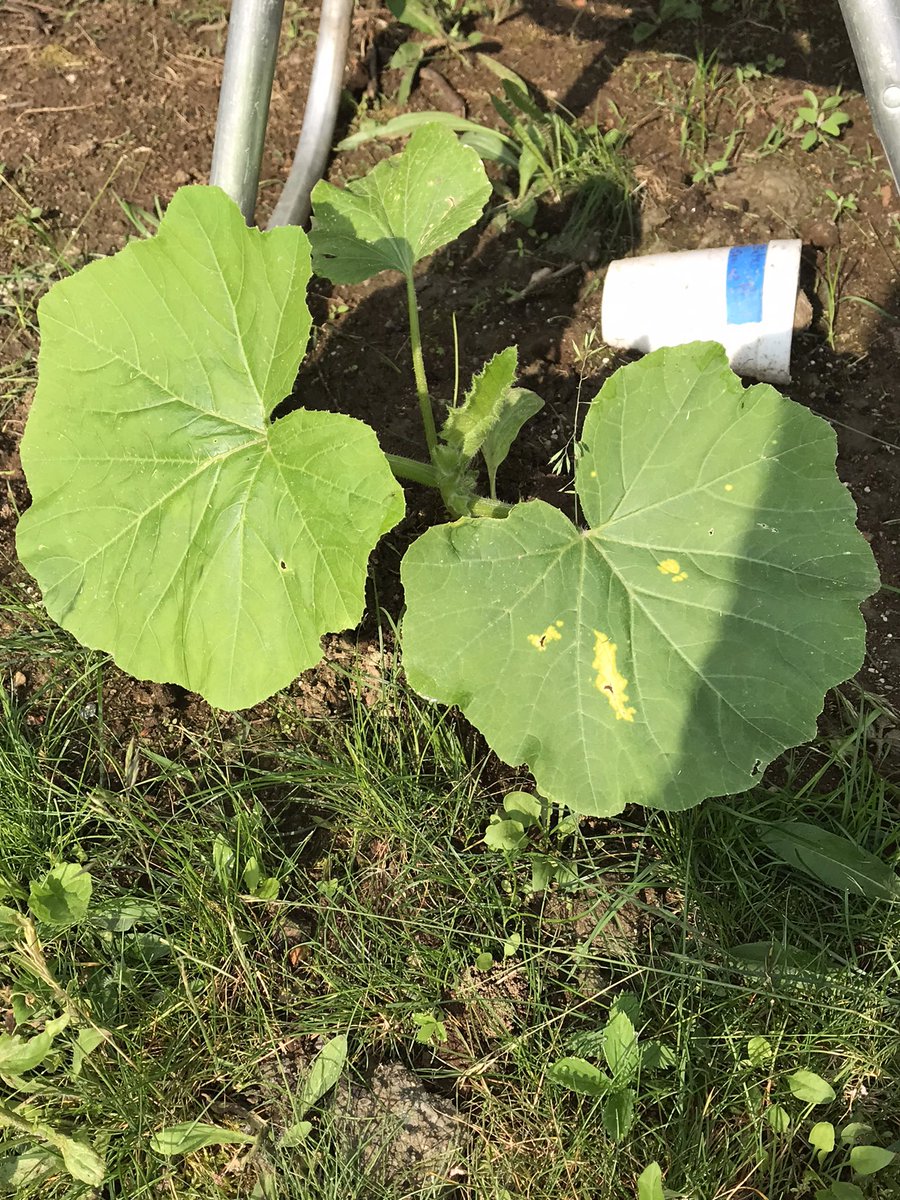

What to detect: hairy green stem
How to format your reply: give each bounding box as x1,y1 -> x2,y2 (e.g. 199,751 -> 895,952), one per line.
386,453 -> 440,489
468,495 -> 512,519
405,273 -> 439,461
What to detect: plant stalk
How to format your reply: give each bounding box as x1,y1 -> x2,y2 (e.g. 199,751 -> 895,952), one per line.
405,273 -> 439,461
386,453 -> 440,489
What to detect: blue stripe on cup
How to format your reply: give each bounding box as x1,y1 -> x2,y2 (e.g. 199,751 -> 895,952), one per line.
726,243 -> 767,324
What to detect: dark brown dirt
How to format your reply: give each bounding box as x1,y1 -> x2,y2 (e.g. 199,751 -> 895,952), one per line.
1,0 -> 897,750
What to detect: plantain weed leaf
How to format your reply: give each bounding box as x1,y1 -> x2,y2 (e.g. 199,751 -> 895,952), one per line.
0,906 -> 24,946
93,898 -> 158,933
297,1034 -> 348,1117
150,1121 -> 256,1157
386,0 -> 445,37
603,1011 -> 640,1083
759,821 -> 900,900
72,1027 -> 107,1077
28,863 -> 91,928
0,1031 -> 54,1074
767,1104 -> 792,1133
310,125 -> 491,283
0,1147 -> 64,1188
484,818 -> 527,852
841,1122 -> 876,1146
787,1070 -> 835,1104
17,186 -> 404,711
336,112 -> 520,168
279,1121 -> 313,1147
809,1121 -> 836,1159
636,1162 -> 665,1200
603,1088 -> 636,1140
501,790 -> 542,827
850,1145 -> 895,1175
746,1036 -> 773,1065
548,1056 -> 612,1097
55,1135 -> 105,1186
402,343 -> 878,815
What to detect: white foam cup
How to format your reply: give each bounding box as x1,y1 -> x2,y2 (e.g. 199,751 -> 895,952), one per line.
600,240 -> 803,384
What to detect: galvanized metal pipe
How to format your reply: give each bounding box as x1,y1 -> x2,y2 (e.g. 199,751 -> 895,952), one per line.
210,0 -> 285,223
266,0 -> 355,228
838,0 -> 900,190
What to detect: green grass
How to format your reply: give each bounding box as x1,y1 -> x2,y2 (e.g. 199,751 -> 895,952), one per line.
0,635 -> 898,1199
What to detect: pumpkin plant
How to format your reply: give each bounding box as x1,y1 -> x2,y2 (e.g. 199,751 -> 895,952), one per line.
16,125 -> 879,816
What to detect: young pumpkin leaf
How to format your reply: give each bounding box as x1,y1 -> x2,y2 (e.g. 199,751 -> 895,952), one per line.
28,864 -> 92,928
759,821 -> 899,900
818,1186 -> 865,1200
310,124 -> 491,284
402,343 -> 878,816
441,346 -> 543,495
17,186 -> 404,711
150,1121 -> 256,1157
442,346 -> 518,460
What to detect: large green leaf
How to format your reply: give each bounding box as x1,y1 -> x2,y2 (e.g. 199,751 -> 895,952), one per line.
17,186 -> 404,710
310,124 -> 491,283
401,343 -> 878,815
759,820 -> 899,899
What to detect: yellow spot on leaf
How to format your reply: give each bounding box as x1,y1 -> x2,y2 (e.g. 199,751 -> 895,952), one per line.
592,631 -> 636,723
590,470 -> 598,478
658,558 -> 688,582
528,624 -> 562,651
555,620 -> 564,628
724,483 -> 734,492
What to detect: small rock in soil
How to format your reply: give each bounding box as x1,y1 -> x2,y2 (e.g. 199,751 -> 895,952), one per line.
335,1062 -> 466,1189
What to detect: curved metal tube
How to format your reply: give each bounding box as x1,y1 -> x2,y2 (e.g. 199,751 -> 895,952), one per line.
210,0 -> 285,223
266,0 -> 355,228
838,0 -> 900,189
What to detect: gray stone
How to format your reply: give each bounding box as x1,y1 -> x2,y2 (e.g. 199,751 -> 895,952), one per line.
335,1062 -> 467,1191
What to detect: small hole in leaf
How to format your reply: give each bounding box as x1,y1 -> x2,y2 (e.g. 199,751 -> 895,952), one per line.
751,759 -> 762,776
708,529 -> 714,535
279,560 -> 287,571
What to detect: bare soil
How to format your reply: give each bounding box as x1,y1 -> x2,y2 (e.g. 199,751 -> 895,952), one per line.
0,0 -> 897,747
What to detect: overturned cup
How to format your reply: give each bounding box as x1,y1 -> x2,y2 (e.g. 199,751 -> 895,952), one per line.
600,240 -> 805,384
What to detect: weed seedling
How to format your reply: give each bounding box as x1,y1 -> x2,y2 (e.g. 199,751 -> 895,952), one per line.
548,994 -> 675,1141
793,89 -> 851,151
824,187 -> 858,223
